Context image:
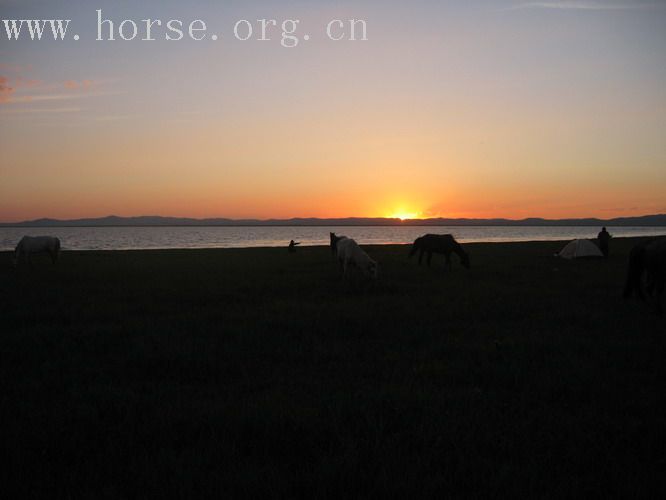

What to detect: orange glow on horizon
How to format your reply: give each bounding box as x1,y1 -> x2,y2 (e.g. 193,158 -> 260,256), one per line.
387,210 -> 421,221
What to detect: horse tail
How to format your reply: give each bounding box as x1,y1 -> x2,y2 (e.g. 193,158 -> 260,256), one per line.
623,244 -> 646,300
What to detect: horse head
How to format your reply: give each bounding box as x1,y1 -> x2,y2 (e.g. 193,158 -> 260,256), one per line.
408,237 -> 422,258
330,232 -> 338,253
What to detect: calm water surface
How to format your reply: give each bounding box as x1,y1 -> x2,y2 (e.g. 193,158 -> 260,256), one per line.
1,226 -> 665,251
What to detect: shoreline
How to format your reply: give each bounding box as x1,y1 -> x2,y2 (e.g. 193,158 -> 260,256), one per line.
0,234 -> 662,253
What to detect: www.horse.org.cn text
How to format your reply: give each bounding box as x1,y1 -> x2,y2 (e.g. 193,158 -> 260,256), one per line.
1,10 -> 369,48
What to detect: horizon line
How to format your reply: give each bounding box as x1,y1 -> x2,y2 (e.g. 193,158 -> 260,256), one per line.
2,213 -> 665,226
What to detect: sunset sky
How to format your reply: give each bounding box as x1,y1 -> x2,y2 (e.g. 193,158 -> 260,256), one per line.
1,0 -> 665,222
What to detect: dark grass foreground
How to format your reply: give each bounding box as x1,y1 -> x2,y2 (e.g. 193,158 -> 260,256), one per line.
1,238 -> 664,498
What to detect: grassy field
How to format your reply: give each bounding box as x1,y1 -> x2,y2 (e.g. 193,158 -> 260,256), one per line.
1,238 -> 664,498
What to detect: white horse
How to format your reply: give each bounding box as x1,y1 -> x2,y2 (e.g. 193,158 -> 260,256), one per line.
336,237 -> 378,280
13,236 -> 61,267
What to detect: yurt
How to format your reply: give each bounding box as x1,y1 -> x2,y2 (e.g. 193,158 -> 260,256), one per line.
556,239 -> 604,259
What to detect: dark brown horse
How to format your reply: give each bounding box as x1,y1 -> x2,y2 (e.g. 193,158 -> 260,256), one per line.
623,236 -> 666,315
409,234 -> 470,270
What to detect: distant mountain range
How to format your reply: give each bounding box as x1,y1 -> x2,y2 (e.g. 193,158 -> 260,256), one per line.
2,214 -> 666,227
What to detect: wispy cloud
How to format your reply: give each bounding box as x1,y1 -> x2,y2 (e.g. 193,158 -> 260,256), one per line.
0,107 -> 81,114
64,79 -> 95,90
506,1 -> 663,10
0,65 -> 120,108
0,75 -> 13,103
5,91 -> 120,104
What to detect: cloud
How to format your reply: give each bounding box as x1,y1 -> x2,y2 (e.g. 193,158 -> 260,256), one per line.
6,90 -> 121,104
0,66 -> 105,105
14,77 -> 42,88
507,1 -> 663,10
8,94 -> 75,103
0,75 -> 14,103
0,72 -> 42,103
64,79 -> 94,90
0,106 -> 81,114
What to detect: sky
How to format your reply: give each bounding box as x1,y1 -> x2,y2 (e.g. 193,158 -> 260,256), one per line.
1,0 -> 665,222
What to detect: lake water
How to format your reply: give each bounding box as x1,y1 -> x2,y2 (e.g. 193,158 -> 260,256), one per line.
1,226 -> 665,251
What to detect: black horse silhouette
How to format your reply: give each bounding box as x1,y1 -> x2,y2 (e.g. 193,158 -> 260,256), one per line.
623,236 -> 666,315
409,234 -> 470,270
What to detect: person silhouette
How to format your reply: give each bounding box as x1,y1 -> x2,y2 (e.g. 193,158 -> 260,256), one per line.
597,227 -> 612,258
288,240 -> 301,253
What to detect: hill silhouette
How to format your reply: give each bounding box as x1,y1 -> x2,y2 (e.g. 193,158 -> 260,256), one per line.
1,214 -> 665,227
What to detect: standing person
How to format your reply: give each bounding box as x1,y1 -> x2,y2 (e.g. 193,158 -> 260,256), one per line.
597,227 -> 612,258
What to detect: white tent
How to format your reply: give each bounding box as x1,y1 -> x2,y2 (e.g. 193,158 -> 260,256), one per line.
557,239 -> 603,259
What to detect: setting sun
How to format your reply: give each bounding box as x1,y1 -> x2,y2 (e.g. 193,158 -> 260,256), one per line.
388,210 -> 420,221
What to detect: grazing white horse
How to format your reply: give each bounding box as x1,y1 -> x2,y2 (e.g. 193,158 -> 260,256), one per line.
336,237 -> 378,280
13,236 -> 61,267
